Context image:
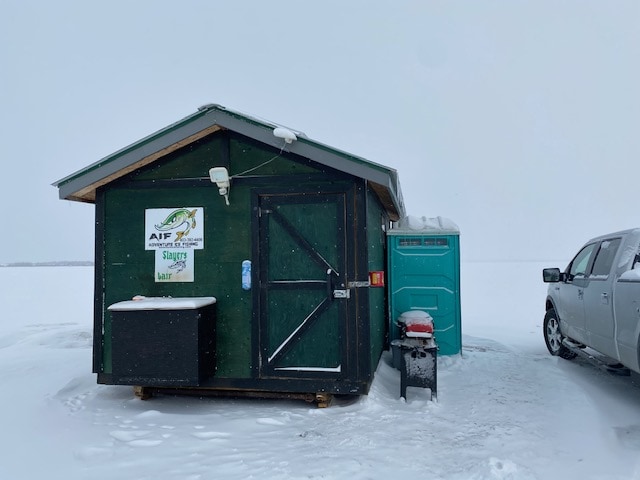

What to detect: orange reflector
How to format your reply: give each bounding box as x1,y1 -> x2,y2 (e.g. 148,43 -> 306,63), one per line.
369,271 -> 385,287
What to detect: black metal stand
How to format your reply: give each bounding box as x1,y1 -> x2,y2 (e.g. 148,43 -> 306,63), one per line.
399,339 -> 437,401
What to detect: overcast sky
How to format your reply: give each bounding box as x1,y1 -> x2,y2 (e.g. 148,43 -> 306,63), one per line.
1,1 -> 638,263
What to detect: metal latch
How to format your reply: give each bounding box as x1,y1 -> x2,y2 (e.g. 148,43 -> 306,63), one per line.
347,281 -> 370,288
333,289 -> 351,299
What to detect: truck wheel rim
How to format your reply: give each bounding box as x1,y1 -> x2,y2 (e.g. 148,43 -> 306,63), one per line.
547,317 -> 561,352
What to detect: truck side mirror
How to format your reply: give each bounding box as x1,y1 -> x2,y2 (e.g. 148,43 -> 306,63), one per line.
543,268 -> 562,283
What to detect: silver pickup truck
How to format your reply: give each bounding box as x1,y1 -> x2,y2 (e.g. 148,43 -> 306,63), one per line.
543,228 -> 640,374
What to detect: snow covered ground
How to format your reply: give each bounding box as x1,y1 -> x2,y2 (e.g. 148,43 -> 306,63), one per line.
1,263 -> 640,480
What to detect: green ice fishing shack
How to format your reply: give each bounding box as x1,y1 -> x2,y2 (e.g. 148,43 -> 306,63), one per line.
54,104 -> 405,405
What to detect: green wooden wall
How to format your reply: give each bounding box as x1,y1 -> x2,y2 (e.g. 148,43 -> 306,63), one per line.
366,188 -> 389,371
98,132 -> 322,378
95,130 -> 389,392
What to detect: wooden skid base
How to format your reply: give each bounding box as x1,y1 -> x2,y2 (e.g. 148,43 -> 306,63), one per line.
132,386 -> 334,407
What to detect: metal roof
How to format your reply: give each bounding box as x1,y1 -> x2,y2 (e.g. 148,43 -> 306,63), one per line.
53,104 -> 405,220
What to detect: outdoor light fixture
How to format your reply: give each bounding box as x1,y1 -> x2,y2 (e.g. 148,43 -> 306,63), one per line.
209,166 -> 230,206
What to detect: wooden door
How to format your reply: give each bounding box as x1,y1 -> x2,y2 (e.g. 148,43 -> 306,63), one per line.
256,191 -> 348,378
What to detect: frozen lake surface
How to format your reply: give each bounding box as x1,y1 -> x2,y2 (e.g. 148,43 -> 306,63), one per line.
1,263 -> 639,480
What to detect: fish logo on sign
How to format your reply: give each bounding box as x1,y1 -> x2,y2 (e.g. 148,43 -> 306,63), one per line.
154,208 -> 197,242
169,259 -> 187,273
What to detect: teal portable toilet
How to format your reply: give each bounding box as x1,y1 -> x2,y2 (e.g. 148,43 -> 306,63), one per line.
387,216 -> 461,355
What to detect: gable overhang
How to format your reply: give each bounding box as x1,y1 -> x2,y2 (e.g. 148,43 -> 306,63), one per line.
53,105 -> 405,220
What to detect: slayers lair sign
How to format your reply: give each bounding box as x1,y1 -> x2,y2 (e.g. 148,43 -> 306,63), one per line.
145,207 -> 204,282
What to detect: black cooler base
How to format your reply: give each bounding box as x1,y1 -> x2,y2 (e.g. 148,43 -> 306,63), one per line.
110,302 -> 216,387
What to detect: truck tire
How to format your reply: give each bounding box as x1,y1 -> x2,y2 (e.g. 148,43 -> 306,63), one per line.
543,308 -> 577,360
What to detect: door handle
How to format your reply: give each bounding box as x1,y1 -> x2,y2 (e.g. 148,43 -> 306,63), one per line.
326,268 -> 350,299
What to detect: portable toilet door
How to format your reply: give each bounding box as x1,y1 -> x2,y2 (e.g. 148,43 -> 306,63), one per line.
387,216 -> 461,355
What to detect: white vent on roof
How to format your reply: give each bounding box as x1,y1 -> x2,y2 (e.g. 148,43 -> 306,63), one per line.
197,103 -> 224,111
273,127 -> 297,144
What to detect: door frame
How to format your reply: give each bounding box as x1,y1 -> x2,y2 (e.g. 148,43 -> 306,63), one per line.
250,184 -> 357,380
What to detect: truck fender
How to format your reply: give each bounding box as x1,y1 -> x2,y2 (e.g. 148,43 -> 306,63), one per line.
635,329 -> 640,373
545,296 -> 569,338
545,296 -> 560,318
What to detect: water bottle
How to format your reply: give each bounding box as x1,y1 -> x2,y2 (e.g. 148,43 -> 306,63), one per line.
241,260 -> 251,290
